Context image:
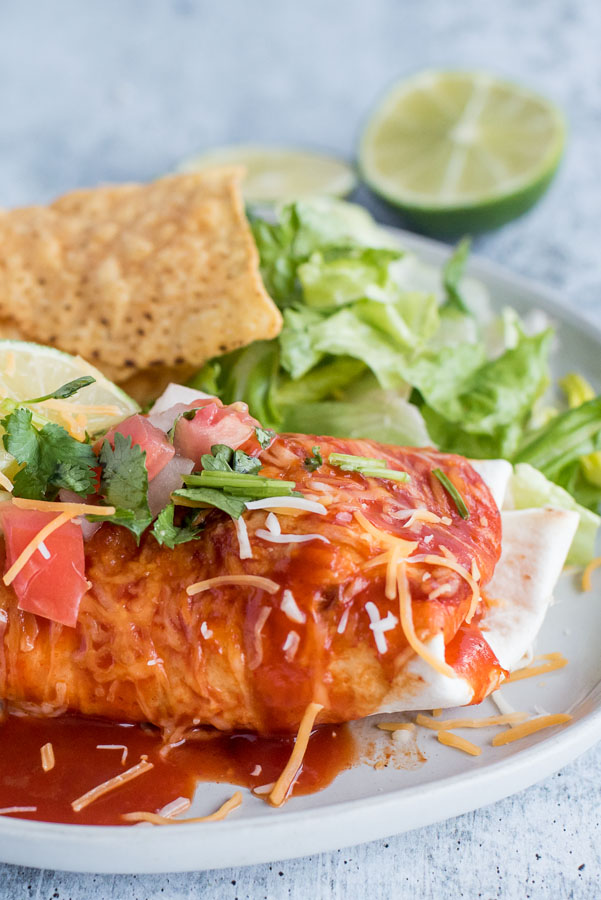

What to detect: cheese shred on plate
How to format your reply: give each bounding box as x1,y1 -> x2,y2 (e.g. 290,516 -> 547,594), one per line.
437,731 -> 482,756
416,712 -> 528,730
122,791 -> 243,825
186,575 -> 280,597
506,653 -> 568,683
40,742 -> 55,772
268,701 -> 323,807
71,756 -> 154,812
491,714 -> 572,746
581,556 -> 601,592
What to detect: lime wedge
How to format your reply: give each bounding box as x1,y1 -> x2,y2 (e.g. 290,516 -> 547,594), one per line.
177,145 -> 357,205
0,340 -> 138,441
359,70 -> 565,234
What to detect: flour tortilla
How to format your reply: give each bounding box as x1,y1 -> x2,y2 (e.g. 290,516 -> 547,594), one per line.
375,462 -> 579,713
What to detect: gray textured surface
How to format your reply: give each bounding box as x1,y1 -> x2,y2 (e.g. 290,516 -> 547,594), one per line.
0,0 -> 600,897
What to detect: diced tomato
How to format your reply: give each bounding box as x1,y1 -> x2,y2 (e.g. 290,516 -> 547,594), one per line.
172,401 -> 262,466
99,414 -> 175,481
1,507 -> 88,628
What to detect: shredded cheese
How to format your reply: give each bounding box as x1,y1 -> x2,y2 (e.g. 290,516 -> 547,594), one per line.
4,511 -> 73,586
122,791 -> 243,825
506,653 -> 568,683
437,731 -> 481,756
397,563 -> 456,679
0,806 -> 37,815
582,556 -> 601,592
255,529 -> 330,545
282,630 -> 300,661
233,515 -> 253,560
71,756 -> 154,812
11,497 -> 116,516
265,512 -> 281,535
432,708 -> 442,717
491,714 -> 572,746
408,553 -> 481,623
187,575 -> 280,596
40,742 -> 55,772
280,589 -> 306,624
491,691 -> 515,718
365,601 -> 398,654
416,712 -> 528,731
337,607 -> 350,635
245,497 -> 327,515
157,796 -> 192,819
376,722 -> 416,733
268,702 -> 323,807
97,744 -> 128,766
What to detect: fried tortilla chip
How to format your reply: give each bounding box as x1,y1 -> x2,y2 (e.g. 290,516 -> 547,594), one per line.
0,170 -> 282,399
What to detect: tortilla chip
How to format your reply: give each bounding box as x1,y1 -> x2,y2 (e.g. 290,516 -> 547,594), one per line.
0,170 -> 282,389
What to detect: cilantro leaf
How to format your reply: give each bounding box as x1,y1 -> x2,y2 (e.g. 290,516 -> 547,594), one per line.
151,504 -> 204,549
171,487 -> 248,519
304,445 -> 323,472
255,426 -> 275,450
25,375 -> 96,404
200,444 -> 261,475
97,432 -> 152,539
2,408 -> 98,499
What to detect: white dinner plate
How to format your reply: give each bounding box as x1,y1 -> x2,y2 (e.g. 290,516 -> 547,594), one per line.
1,228 -> 600,874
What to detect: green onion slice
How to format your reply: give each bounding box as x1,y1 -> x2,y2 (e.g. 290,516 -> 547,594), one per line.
432,468 -> 469,520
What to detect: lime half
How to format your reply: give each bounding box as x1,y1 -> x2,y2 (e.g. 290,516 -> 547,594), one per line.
177,144 -> 357,205
0,341 -> 138,440
359,70 -> 565,235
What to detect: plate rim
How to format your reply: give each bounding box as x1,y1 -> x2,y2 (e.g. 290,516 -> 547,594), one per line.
1,226 -> 600,873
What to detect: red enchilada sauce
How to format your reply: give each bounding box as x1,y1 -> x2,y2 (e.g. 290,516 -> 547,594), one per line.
0,715 -> 354,825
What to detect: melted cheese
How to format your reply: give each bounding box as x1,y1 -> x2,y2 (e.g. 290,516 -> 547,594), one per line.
437,731 -> 481,756
186,575 -> 280,596
122,791 -> 242,825
491,714 -> 572,746
268,702 -> 324,807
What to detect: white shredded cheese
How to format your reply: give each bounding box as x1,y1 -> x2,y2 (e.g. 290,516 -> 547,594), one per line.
265,512 -> 281,535
200,621 -> 213,639
364,601 -> 398,654
234,515 -> 253,559
491,690 -> 515,717
157,796 -> 191,819
280,589 -> 306,624
255,530 -> 330,545
282,630 -> 300,661
245,497 -> 327,515
423,534 -> 434,545
337,607 -> 350,635
251,764 -> 262,777
37,541 -> 51,560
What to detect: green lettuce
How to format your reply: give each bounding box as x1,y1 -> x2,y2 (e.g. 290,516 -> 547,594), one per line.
510,463 -> 600,566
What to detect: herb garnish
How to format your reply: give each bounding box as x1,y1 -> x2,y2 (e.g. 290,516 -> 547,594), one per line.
201,444 -> 261,475
1,408 -> 98,499
328,452 -> 410,483
255,426 -> 275,450
92,432 -> 152,539
432,467 -> 470,519
304,445 -> 323,472
151,503 -> 204,549
25,376 -> 96,404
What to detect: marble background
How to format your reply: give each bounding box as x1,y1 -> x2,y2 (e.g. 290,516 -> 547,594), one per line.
0,0 -> 600,897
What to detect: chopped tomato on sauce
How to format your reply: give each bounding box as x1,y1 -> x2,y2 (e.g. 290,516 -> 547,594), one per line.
100,414 -> 175,481
0,507 -> 88,628
173,401 -> 262,466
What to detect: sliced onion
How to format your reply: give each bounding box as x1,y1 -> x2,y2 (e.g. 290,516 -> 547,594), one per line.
148,455 -> 194,517
147,384 -> 215,432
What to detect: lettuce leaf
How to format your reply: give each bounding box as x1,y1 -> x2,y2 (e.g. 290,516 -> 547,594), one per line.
510,463 -> 600,566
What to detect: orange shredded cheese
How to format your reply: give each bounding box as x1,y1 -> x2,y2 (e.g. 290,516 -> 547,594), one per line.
122,791 -> 243,825
492,714 -> 572,746
268,702 -> 324,807
397,563 -> 457,679
432,708 -> 442,717
4,511 -> 74,586
582,557 -> 601,592
11,498 -> 116,516
0,472 -> 12,493
437,731 -> 481,756
416,712 -> 528,731
186,575 -> 280,597
506,653 -> 568,683
71,756 -> 154,812
40,742 -> 55,772
377,722 -> 416,733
